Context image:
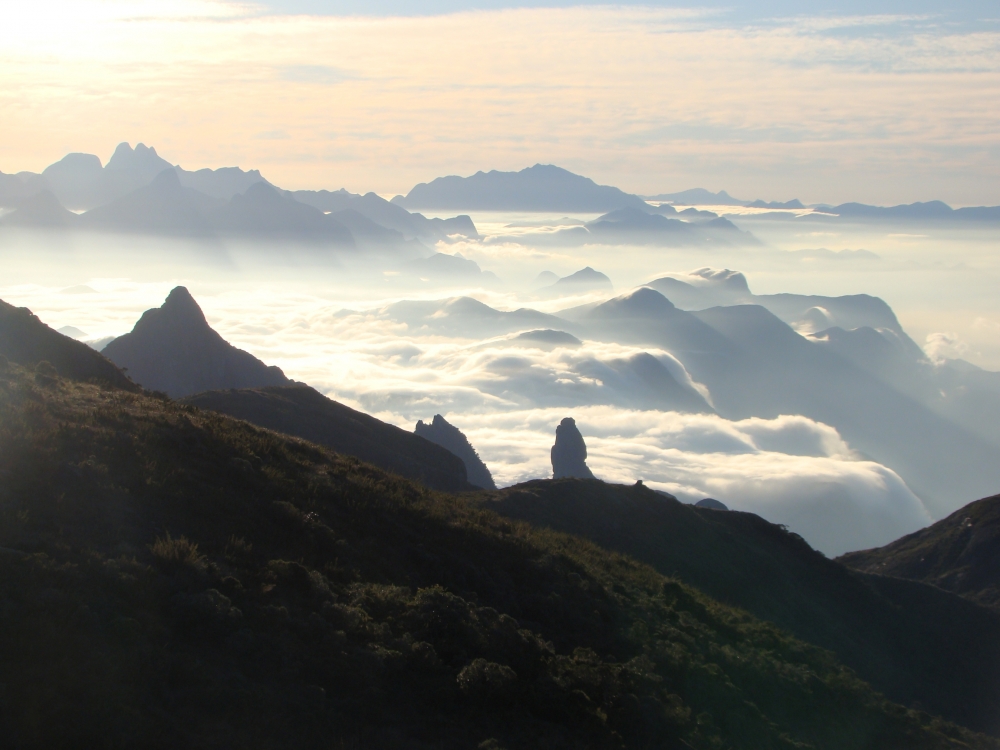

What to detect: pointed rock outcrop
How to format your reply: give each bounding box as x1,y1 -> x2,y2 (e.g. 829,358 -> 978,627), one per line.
415,414 -> 496,490
551,417 -> 595,479
102,287 -> 289,398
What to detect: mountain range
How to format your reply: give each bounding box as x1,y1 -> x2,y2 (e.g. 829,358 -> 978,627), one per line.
0,143 -> 1000,231
0,143 -> 477,252
373,281 -> 1000,524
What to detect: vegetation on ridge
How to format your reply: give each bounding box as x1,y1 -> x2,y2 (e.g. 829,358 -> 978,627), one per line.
0,362 -> 995,749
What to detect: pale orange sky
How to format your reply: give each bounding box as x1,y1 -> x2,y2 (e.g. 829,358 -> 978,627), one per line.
2,1 -> 999,204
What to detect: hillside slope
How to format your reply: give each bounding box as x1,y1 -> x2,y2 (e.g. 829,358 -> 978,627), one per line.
0,298 -> 137,391
839,493 -> 1000,611
482,479 -> 1000,735
184,385 -> 475,493
0,365 -> 991,749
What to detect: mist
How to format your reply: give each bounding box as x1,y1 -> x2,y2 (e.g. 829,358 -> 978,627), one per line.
4,191 -> 999,555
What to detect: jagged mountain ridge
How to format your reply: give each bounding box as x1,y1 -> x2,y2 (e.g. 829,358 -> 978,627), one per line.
0,143 -> 476,251
415,414 -> 497,490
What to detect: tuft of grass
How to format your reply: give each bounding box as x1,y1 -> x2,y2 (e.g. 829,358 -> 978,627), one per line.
149,532 -> 204,569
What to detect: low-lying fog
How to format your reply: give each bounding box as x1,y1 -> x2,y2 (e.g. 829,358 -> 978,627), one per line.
3,209 -> 998,555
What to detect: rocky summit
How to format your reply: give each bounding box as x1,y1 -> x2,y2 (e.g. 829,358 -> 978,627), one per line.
551,417 -> 595,479
102,287 -> 290,398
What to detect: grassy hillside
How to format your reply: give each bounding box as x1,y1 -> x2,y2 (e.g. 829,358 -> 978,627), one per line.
183,385 -> 475,493
480,480 -> 1000,736
0,363 -> 995,749
840,493 -> 1000,612
0,299 -> 137,391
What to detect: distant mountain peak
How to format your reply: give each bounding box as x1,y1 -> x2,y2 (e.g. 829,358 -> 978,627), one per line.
161,286 -> 207,323
105,142 -> 173,179
103,288 -> 289,398
599,287 -> 677,316
395,164 -> 648,212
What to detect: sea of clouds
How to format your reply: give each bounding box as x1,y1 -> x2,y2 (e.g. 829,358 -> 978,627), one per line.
0,252 -> 941,556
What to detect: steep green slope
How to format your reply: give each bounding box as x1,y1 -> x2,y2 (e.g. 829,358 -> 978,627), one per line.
0,364 -> 994,749
184,385 -> 475,493
481,479 -> 1000,736
840,493 -> 1000,611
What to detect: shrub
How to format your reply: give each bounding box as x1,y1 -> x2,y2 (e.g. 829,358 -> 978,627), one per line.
149,532 -> 204,569
457,658 -> 517,701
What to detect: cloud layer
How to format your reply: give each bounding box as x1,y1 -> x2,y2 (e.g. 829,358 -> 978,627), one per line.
0,255 -> 952,555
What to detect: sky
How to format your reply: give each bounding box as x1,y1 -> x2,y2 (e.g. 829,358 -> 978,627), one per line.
1,0 -> 999,204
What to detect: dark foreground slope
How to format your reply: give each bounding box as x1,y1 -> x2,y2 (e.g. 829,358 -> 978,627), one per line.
184,385 -> 474,493
482,480 -> 1000,736
840,493 -> 1000,611
0,299 -> 137,391
0,367 -> 991,749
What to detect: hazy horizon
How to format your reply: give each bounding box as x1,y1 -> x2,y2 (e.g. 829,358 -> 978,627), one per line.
4,1 -> 1000,205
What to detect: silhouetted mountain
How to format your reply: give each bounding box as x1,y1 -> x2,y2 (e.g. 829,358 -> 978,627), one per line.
0,190 -> 78,228
102,287 -> 290,397
551,267 -> 612,292
696,498 -> 729,510
393,164 -> 650,212
643,268 -> 906,332
379,296 -> 572,338
0,299 -> 136,390
566,287 -> 1000,519
184,385 -> 474,493
175,165 -> 268,200
5,366 -> 980,748
512,329 -> 582,347
210,182 -> 353,246
0,170 -> 46,207
809,200 -> 1000,223
415,414 -> 496,489
327,208 -> 407,247
514,208 -> 759,247
292,189 -> 479,242
551,417 -> 595,479
839,493 -> 1000,612
39,143 -> 175,210
40,152 -> 105,208
643,188 -> 745,205
78,169 -> 219,236
483,479 -> 1000,736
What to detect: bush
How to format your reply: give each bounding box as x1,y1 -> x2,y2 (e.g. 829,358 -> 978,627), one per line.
457,659 -> 517,701
150,532 -> 205,569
